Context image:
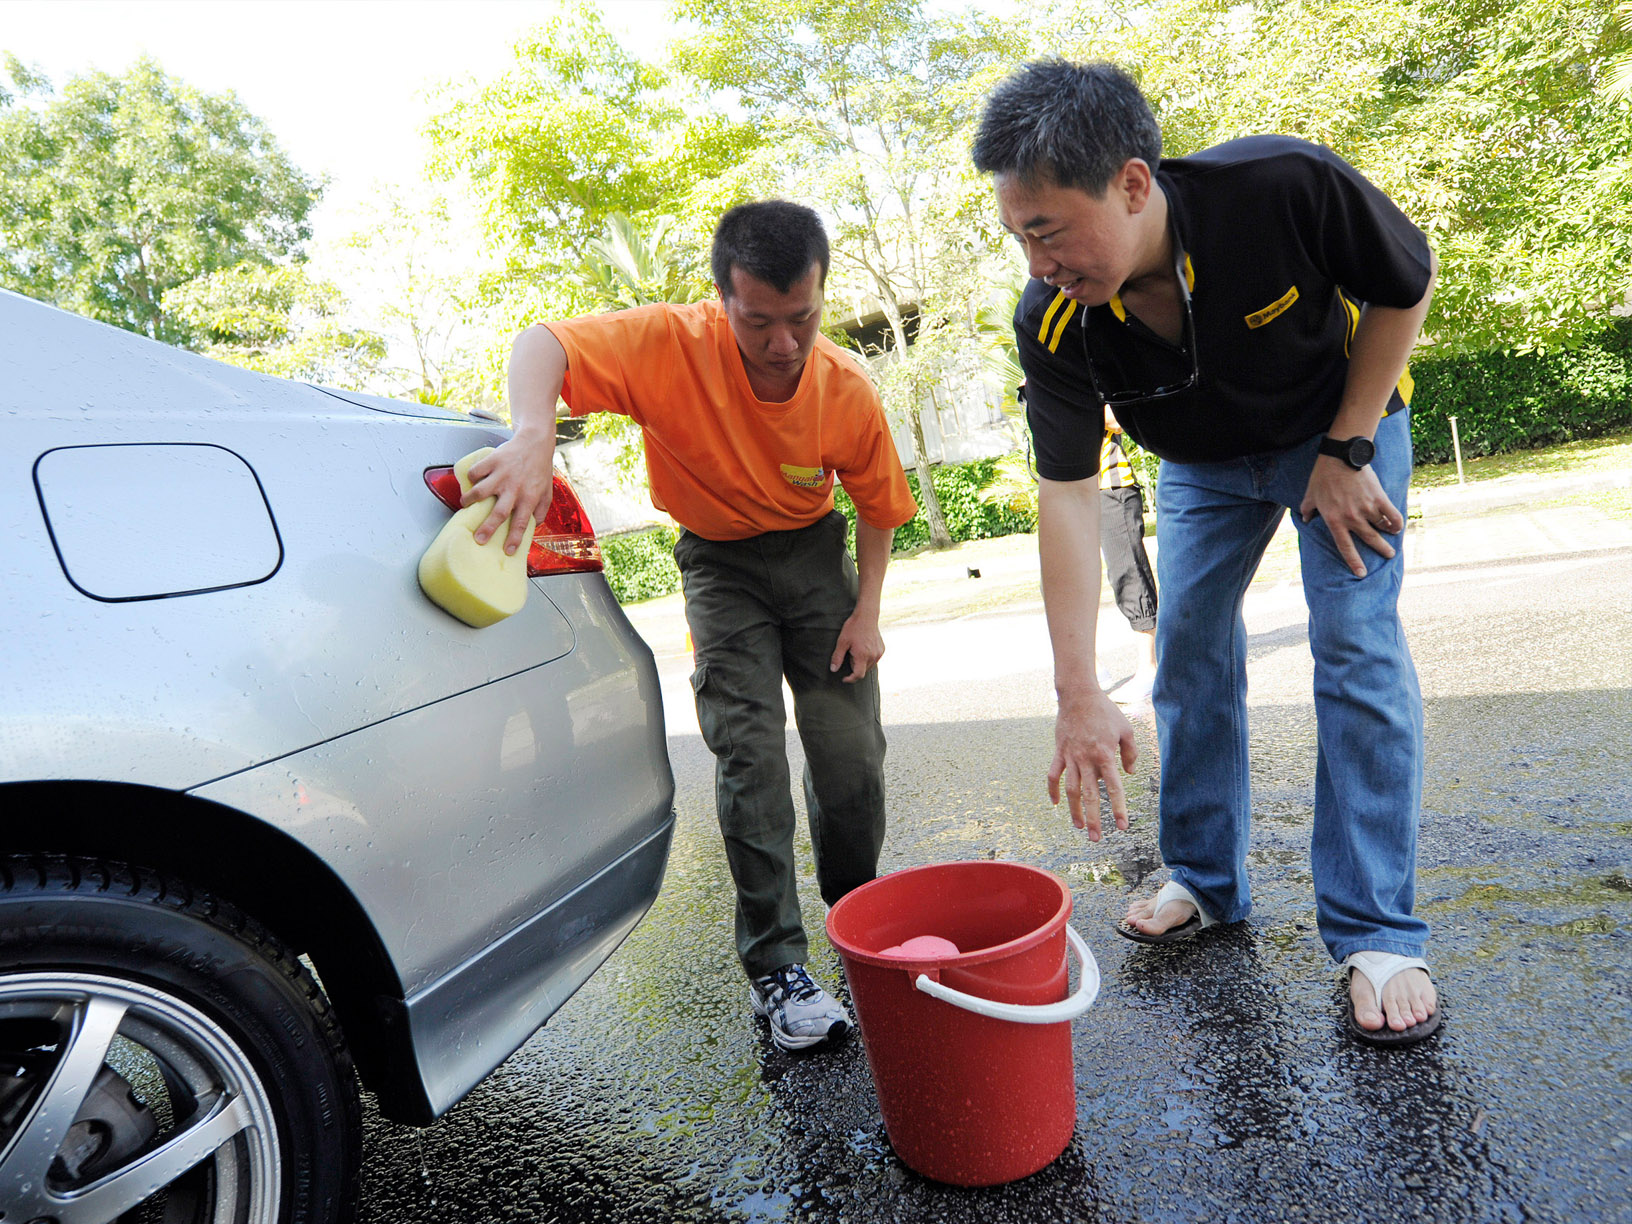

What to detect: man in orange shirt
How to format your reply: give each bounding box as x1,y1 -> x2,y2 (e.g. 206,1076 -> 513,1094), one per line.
465,201 -> 918,1052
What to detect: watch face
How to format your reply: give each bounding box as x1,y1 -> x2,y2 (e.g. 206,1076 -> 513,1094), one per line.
1349,437 -> 1376,467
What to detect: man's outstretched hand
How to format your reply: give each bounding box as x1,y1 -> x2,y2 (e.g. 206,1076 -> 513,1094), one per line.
1048,690 -> 1139,838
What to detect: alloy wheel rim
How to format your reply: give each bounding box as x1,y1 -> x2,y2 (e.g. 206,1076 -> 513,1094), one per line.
0,971 -> 281,1224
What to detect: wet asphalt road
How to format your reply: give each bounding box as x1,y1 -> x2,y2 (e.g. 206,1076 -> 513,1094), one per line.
357,539 -> 1632,1224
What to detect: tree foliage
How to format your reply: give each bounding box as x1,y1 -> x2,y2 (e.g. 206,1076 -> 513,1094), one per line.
1053,0 -> 1632,355
575,212 -> 709,310
1382,0 -> 1632,354
1610,0 -> 1632,100
427,7 -> 753,318
162,262 -> 386,386
0,53 -> 320,347
339,189 -> 496,409
671,0 -> 1030,546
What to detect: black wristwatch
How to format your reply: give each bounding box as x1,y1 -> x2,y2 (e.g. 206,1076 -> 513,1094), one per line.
1318,435 -> 1376,470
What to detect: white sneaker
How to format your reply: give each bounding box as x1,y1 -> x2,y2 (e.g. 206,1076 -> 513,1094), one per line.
749,963 -> 851,1051
1108,671 -> 1156,707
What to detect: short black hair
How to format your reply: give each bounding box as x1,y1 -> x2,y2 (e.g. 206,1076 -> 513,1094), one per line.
711,200 -> 830,298
971,58 -> 1162,196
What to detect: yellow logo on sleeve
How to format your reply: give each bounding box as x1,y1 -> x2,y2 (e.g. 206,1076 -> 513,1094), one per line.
780,464 -> 826,489
1245,285 -> 1300,329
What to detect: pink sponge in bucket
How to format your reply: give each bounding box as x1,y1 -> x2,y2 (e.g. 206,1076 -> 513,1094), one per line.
877,935 -> 961,959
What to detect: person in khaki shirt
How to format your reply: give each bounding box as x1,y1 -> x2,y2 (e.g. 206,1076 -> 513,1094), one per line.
466,201 -> 916,1052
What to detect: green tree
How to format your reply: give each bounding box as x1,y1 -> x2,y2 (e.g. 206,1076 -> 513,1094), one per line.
975,276 -> 1026,423
163,262 -> 386,387
340,189 -> 496,411
1055,0 -> 1632,355
427,5 -> 753,314
0,54 -> 320,346
672,0 -> 1028,548
1610,0 -> 1632,99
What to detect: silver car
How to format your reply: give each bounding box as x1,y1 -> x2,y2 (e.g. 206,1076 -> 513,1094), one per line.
0,289 -> 677,1223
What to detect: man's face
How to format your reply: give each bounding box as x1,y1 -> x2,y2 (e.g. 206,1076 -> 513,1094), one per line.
719,261 -> 825,393
995,163 -> 1151,306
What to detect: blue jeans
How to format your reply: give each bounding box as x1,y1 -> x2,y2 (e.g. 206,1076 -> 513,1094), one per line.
1151,410 -> 1427,962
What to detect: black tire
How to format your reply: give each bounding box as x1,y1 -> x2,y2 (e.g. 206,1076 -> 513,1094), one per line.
0,855 -> 361,1224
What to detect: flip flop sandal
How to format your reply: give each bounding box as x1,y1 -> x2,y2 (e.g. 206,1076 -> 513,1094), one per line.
1115,879 -> 1217,945
1342,951 -> 1443,1047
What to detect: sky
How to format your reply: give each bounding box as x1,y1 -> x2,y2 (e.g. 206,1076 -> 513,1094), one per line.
1,0 -> 675,234
1,0 -> 684,373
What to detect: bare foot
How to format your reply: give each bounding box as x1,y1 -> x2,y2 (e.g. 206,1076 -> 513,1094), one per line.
1349,964 -> 1437,1033
1123,889 -> 1198,938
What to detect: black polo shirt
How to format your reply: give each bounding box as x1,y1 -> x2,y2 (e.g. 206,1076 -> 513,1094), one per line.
1017,136 -> 1433,474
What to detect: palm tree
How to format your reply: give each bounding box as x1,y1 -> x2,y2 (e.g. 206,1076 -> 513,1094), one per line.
972,276 -> 1038,515
576,213 -> 708,310
1608,1 -> 1632,101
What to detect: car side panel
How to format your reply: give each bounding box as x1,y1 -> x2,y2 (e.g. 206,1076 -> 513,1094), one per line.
2,404 -> 582,788
403,817 -> 673,1118
188,576 -> 676,995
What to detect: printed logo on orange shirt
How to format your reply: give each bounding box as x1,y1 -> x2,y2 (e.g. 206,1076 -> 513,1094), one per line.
780,464 -> 826,489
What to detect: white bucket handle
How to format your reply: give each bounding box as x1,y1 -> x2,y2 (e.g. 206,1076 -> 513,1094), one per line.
912,925 -> 1099,1025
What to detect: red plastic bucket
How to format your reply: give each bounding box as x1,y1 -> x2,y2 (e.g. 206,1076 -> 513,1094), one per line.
826,860 -> 1099,1187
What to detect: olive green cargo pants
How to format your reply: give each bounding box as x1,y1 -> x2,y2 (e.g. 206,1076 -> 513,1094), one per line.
675,511 -> 888,979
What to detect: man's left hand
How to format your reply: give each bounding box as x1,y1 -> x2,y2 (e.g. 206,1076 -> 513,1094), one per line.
1299,454 -> 1401,578
831,612 -> 885,683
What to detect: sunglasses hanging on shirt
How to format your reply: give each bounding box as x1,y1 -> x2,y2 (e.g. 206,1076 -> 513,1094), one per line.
1079,242 -> 1200,407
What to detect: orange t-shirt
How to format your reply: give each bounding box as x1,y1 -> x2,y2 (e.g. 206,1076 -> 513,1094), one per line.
546,301 -> 918,541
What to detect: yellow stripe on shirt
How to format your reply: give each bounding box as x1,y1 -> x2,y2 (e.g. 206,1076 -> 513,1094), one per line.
1046,299 -> 1079,352
1037,291 -> 1066,344
1336,290 -> 1413,411
1340,292 -> 1361,357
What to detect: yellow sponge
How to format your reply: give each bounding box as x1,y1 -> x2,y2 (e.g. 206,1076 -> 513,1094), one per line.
417,448 -> 536,627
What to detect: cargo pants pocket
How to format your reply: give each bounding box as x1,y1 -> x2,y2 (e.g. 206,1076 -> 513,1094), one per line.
690,661 -> 734,757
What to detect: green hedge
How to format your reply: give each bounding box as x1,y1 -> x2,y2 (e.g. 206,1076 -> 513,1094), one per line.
601,457 -> 1042,605
1409,318 -> 1632,463
600,525 -> 680,604
835,456 -> 1038,553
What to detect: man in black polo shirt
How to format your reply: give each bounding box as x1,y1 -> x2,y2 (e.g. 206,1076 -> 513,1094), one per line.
972,59 -> 1441,1046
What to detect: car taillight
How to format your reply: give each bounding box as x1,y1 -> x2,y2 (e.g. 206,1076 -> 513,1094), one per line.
423,465 -> 604,576
528,474 -> 605,575
424,466 -> 464,509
